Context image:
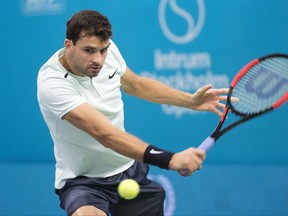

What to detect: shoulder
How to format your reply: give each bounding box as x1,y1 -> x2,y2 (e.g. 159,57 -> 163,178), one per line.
37,49 -> 80,93
105,39 -> 127,76
107,39 -> 124,62
109,39 -> 121,54
38,49 -> 66,79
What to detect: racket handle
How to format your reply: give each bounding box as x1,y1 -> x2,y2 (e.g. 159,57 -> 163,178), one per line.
179,136 -> 215,176
197,136 -> 215,153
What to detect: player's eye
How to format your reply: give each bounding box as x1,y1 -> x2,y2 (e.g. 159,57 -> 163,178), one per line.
100,47 -> 108,54
100,43 -> 110,54
83,48 -> 95,54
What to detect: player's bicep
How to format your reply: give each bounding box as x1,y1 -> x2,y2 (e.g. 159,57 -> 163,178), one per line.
120,66 -> 141,95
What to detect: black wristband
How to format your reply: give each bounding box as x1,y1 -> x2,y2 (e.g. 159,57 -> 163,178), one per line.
143,145 -> 174,170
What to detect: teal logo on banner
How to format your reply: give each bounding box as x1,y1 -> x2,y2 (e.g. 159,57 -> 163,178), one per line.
140,0 -> 229,118
159,0 -> 205,44
20,0 -> 66,15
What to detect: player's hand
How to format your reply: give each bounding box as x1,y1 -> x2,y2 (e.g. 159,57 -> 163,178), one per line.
168,148 -> 206,176
190,84 -> 238,117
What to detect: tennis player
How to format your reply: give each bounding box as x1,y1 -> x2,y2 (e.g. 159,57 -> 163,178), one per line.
37,10 -> 229,216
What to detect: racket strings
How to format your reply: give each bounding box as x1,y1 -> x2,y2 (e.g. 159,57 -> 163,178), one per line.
231,57 -> 288,115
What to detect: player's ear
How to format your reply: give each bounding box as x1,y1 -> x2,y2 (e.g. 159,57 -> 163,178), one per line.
64,39 -> 73,53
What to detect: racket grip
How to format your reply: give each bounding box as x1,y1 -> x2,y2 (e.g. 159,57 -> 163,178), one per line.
179,136 -> 215,176
197,136 -> 215,153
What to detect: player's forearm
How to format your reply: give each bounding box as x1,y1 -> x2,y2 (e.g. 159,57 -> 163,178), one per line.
63,103 -> 148,161
95,128 -> 149,161
128,77 -> 193,108
88,124 -> 175,170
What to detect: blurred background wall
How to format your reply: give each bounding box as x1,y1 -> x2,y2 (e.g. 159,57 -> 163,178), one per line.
0,0 -> 287,215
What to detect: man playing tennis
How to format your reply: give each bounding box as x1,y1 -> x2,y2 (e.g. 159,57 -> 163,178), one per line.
37,10 -> 230,216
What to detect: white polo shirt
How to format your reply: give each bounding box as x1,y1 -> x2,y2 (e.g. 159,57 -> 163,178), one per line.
37,40 -> 134,189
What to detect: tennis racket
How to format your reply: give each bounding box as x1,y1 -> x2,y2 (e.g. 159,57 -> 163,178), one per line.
198,53 -> 288,153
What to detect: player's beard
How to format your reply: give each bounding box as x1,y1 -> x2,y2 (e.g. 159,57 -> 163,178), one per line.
73,59 -> 102,78
86,64 -> 102,77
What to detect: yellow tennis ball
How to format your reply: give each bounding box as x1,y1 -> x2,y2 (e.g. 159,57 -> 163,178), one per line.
118,179 -> 140,200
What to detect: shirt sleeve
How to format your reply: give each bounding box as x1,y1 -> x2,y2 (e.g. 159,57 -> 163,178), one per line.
109,39 -> 127,77
37,70 -> 87,120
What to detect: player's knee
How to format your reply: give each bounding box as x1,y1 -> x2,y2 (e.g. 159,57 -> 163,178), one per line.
72,205 -> 107,216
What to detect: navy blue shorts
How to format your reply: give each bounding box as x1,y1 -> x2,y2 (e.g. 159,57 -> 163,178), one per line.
55,161 -> 165,216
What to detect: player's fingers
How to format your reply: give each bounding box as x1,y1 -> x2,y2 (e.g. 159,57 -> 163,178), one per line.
217,95 -> 239,102
211,106 -> 223,117
194,158 -> 204,171
195,148 -> 205,157
230,96 -> 239,102
216,95 -> 228,101
216,102 -> 225,110
177,149 -> 205,176
198,84 -> 212,94
214,88 -> 229,95
193,149 -> 206,165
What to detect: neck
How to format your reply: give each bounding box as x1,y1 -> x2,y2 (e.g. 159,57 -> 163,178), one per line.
59,52 -> 86,77
59,53 -> 72,72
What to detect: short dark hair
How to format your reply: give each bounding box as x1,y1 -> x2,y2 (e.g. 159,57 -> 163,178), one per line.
66,10 -> 112,44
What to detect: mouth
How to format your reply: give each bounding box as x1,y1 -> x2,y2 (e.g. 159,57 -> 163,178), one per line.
88,66 -> 101,73
90,65 -> 100,70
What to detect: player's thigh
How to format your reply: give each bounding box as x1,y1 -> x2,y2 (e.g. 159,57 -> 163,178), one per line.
72,205 -> 107,216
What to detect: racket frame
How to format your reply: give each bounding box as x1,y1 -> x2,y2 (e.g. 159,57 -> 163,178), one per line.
186,53 -> 288,173
207,53 -> 288,142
